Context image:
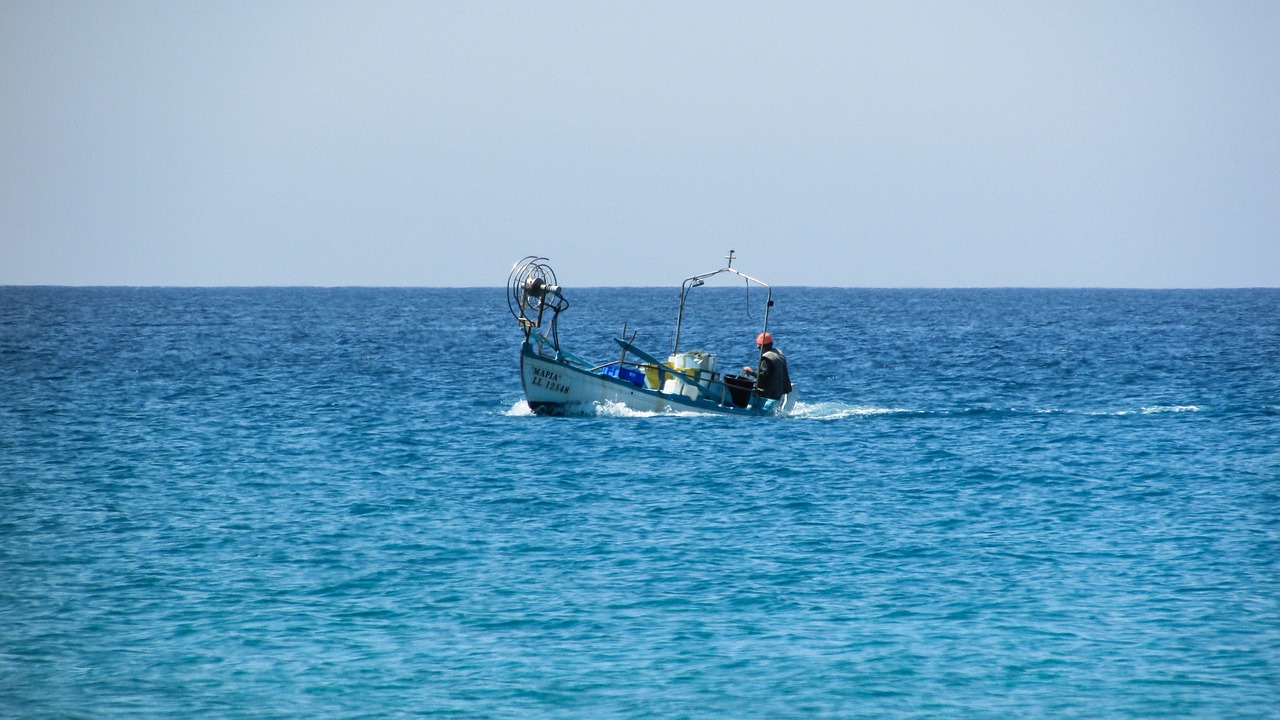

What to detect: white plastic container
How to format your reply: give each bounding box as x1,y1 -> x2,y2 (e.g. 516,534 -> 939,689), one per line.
663,352 -> 718,398
672,351 -> 716,374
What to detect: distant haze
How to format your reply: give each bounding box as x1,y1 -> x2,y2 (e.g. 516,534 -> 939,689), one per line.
2,2 -> 1276,287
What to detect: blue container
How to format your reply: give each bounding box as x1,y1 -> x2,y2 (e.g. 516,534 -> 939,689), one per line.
602,364 -> 645,388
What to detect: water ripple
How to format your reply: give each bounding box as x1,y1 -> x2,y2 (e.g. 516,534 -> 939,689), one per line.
2,287 -> 1277,718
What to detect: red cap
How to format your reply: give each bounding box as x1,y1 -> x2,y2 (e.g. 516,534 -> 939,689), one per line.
756,332 -> 773,346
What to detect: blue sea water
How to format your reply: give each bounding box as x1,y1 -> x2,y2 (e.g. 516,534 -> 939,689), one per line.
1,286 -> 1278,719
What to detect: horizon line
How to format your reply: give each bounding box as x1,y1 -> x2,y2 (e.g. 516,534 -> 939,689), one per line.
3,284 -> 1277,291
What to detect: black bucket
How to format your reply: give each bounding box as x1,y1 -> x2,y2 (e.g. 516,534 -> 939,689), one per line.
723,374 -> 755,408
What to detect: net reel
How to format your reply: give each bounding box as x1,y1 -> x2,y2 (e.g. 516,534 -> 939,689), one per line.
507,256 -> 569,347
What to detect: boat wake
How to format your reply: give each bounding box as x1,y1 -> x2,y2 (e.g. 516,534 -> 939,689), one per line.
595,400 -> 710,418
788,401 -> 912,420
503,399 -> 701,418
506,400 -> 1205,419
1137,405 -> 1201,414
788,403 -> 1206,420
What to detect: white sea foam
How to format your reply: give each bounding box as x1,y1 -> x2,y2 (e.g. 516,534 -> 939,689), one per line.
1141,405 -> 1201,414
1078,405 -> 1203,416
788,401 -> 910,420
504,400 -> 534,417
591,400 -> 664,418
505,399 -> 686,418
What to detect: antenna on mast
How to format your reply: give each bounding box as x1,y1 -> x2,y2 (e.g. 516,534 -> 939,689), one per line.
725,249 -> 736,268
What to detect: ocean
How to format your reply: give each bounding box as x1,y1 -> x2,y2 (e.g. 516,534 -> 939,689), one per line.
1,286 -> 1277,718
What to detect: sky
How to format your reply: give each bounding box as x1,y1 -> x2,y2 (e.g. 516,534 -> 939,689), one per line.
1,1 -> 1277,287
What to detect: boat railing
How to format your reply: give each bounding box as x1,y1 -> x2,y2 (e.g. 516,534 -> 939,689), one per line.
673,249 -> 773,356
593,355 -> 754,409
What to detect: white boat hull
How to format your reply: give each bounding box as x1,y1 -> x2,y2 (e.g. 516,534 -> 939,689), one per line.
520,342 -> 794,416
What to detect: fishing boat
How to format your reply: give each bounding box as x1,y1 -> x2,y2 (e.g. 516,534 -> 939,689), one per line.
508,251 -> 796,416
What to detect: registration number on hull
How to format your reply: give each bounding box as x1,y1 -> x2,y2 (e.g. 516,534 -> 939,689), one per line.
530,366 -> 570,395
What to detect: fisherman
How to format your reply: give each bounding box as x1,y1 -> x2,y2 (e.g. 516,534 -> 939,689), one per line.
742,332 -> 792,400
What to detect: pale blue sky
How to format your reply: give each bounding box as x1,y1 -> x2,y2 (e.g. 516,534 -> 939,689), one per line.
2,1 -> 1276,287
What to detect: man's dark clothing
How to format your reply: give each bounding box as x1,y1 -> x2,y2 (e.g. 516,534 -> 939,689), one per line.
756,347 -> 792,400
